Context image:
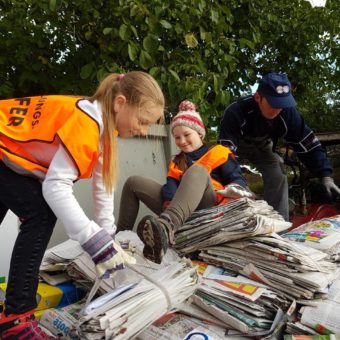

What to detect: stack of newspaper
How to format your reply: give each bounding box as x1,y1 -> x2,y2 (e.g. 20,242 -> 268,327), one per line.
75,258 -> 199,340
198,233 -> 340,300
174,198 -> 292,255
189,260 -> 293,337
40,239 -> 115,294
286,271 -> 340,335
283,215 -> 340,262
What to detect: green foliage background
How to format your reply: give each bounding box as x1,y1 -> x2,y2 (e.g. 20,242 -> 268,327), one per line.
0,0 -> 339,137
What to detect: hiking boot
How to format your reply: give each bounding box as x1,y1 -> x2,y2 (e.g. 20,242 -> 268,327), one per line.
137,215 -> 173,264
0,310 -> 61,339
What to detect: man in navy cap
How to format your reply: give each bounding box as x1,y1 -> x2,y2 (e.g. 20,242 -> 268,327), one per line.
219,72 -> 340,221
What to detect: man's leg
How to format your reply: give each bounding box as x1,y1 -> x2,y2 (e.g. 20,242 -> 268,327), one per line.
0,161 -> 57,314
117,176 -> 163,231
238,140 -> 289,220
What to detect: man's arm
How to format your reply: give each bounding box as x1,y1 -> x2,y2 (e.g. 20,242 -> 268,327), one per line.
218,102 -> 245,152
282,108 -> 332,177
282,108 -> 340,197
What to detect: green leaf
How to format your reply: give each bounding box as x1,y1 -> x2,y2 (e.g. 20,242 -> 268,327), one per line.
160,20 -> 172,29
211,10 -> 219,24
131,26 -> 138,38
239,38 -> 254,49
175,23 -> 183,34
139,50 -> 153,69
185,33 -> 198,48
169,69 -> 180,82
84,31 -> 92,40
149,66 -> 160,77
220,90 -> 230,105
130,5 -> 139,17
200,31 -> 212,43
213,74 -> 219,93
128,43 -> 138,61
80,64 -> 93,80
119,24 -> 129,41
198,0 -> 206,13
103,27 -> 113,35
143,34 -> 158,52
49,0 -> 56,11
96,68 -> 107,81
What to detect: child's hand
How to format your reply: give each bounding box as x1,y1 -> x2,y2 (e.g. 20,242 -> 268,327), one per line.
82,229 -> 136,279
95,240 -> 136,279
216,183 -> 255,199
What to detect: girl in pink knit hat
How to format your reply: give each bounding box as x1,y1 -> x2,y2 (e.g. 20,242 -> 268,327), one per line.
118,100 -> 254,263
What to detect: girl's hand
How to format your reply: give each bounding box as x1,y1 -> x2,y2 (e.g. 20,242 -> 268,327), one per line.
94,240 -> 136,279
82,229 -> 136,279
216,183 -> 255,199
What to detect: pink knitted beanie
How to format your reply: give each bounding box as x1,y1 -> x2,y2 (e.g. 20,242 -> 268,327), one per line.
170,100 -> 206,139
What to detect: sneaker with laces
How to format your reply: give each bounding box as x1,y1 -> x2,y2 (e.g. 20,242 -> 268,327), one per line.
0,310 -> 61,339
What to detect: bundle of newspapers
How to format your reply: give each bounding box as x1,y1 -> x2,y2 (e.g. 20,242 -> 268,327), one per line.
40,239 -> 115,294
190,260 -> 293,337
285,273 -> 340,335
198,233 -> 340,301
74,258 -> 199,340
283,215 -> 340,262
282,215 -> 340,334
174,198 -> 291,255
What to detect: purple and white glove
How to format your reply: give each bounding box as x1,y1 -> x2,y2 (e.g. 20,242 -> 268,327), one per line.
216,183 -> 255,199
322,177 -> 340,197
82,229 -> 136,279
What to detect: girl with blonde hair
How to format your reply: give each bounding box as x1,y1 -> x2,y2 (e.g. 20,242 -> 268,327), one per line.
0,71 -> 164,339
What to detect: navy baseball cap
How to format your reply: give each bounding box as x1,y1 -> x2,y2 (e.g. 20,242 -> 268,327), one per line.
257,72 -> 296,108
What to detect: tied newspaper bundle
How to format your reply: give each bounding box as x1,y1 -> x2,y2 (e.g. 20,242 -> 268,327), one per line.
283,215 -> 340,262
199,233 -> 340,301
282,216 -> 340,335
75,259 -> 199,340
190,261 -> 293,337
174,198 -> 291,255
40,239 -> 115,294
285,274 -> 340,335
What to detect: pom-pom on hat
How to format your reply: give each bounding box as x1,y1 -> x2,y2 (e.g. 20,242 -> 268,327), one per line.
171,100 -> 206,139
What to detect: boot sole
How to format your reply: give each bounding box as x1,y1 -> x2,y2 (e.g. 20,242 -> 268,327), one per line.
137,215 -> 168,264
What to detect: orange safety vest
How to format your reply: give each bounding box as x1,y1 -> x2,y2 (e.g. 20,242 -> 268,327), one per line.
0,95 -> 100,179
167,144 -> 234,205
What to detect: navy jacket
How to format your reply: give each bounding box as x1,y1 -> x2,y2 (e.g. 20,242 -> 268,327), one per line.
161,144 -> 246,202
219,95 -> 332,177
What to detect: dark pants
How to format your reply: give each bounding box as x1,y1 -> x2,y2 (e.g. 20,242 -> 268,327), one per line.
237,139 -> 289,221
0,160 -> 57,315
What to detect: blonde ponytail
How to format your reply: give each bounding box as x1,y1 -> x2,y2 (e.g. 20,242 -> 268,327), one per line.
88,71 -> 164,193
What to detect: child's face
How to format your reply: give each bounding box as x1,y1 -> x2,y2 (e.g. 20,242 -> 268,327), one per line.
173,125 -> 203,153
115,97 -> 163,138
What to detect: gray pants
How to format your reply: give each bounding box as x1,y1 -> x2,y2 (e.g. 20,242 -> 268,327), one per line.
237,139 -> 289,221
117,165 -> 217,231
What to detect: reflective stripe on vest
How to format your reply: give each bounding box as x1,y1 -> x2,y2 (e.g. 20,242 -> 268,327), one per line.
167,145 -> 234,205
0,95 -> 100,178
